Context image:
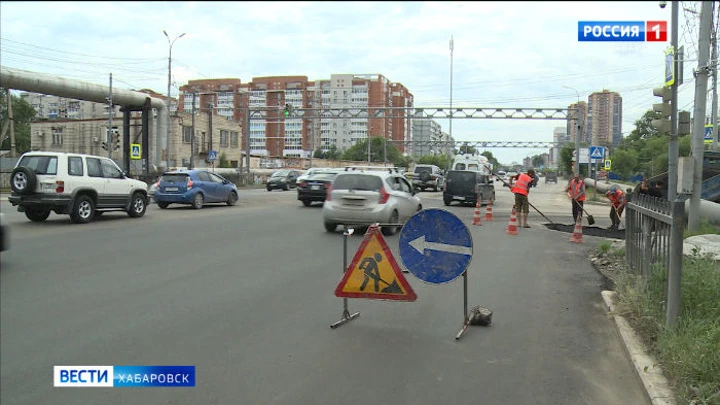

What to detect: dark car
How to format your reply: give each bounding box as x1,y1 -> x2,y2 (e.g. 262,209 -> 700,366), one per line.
266,170 -> 300,191
297,171 -> 340,206
443,170 -> 495,206
545,171 -> 558,184
154,169 -> 239,209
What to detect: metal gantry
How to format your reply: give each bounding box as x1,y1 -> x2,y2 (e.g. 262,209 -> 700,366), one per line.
245,106 -> 573,120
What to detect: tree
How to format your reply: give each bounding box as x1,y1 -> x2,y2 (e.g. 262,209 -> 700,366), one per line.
611,149 -> 638,179
341,137 -> 407,167
417,154 -> 451,169
480,150 -> 499,168
531,154 -> 545,168
0,89 -> 36,153
314,145 -> 341,160
457,143 -> 477,155
218,152 -> 232,168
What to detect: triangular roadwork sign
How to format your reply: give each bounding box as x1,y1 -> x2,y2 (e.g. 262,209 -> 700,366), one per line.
335,224 -> 417,301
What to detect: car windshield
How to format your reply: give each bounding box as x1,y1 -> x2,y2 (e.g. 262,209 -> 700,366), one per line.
272,171 -> 289,177
414,166 -> 431,173
309,173 -> 337,181
332,174 -> 383,191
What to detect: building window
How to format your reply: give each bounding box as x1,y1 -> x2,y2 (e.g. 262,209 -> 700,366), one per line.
183,126 -> 193,143
220,130 -> 229,147
52,127 -> 63,146
230,131 -> 239,147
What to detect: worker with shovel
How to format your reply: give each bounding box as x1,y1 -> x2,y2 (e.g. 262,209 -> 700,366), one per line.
565,172 -> 586,225
606,186 -> 626,231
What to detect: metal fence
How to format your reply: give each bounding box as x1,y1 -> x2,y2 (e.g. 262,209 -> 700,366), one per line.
624,192 -> 685,328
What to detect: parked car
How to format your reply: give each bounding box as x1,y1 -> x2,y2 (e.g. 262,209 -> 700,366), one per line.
545,171 -> 558,184
0,212 -> 8,252
7,151 -> 148,224
443,170 -> 496,206
296,167 -> 331,185
407,164 -> 444,192
154,169 -> 239,209
322,167 -> 422,235
266,170 -> 300,191
297,171 -> 340,206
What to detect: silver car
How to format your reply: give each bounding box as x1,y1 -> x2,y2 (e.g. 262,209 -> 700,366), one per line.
322,167 -> 423,235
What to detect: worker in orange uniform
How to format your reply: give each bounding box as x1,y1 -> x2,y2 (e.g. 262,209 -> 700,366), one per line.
509,168 -> 536,228
564,172 -> 586,224
606,185 -> 626,231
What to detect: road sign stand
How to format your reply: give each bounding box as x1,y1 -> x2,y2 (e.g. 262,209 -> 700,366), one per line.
330,225 -> 360,329
455,271 -> 470,340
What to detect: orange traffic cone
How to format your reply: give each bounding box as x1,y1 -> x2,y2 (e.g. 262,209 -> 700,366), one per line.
506,206 -> 518,235
472,198 -> 482,226
485,197 -> 494,221
570,215 -> 584,243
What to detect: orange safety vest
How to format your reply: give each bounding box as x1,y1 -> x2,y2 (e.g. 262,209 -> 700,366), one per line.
607,190 -> 625,207
568,179 -> 586,201
511,173 -> 532,196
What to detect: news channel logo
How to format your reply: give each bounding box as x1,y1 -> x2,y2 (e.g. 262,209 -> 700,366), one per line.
53,365 -> 196,388
578,21 -> 667,42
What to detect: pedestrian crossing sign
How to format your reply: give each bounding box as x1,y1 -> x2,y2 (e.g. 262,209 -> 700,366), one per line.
130,144 -> 141,160
334,224 -> 417,301
589,146 -> 603,160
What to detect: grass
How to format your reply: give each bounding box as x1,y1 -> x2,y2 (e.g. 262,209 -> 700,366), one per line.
684,218 -> 720,239
611,247 -> 720,405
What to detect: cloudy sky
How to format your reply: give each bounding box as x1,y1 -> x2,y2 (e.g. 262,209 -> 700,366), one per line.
0,1 -> 707,165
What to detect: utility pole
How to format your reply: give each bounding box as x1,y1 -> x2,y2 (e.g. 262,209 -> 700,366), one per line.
208,98 -> 213,157
244,92 -> 251,178
107,73 -> 113,159
163,30 -> 186,170
7,89 -> 16,157
712,24 -> 718,151
190,92 -> 196,169
277,99 -> 282,158
668,1 -> 681,202
448,35 -> 454,172
688,0 -> 713,232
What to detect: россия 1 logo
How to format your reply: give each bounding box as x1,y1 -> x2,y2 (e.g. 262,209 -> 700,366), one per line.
578,21 -> 667,42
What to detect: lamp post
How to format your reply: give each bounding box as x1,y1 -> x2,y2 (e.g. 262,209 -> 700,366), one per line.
563,85 -> 581,177
163,30 -> 186,169
448,35 -> 454,171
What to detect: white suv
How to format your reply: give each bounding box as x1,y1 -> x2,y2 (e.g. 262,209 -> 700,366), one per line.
322,166 -> 423,235
8,151 -> 149,224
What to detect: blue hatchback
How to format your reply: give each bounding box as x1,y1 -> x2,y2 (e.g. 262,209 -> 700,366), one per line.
154,170 -> 239,209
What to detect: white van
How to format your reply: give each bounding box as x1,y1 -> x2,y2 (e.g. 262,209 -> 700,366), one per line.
452,154 -> 492,175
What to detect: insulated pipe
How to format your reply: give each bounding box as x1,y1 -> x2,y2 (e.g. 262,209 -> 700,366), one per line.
0,66 -> 167,169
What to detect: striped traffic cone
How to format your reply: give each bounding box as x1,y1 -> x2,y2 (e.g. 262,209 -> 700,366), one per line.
506,206 -> 518,235
485,197 -> 494,221
570,215 -> 584,243
472,198 -> 482,226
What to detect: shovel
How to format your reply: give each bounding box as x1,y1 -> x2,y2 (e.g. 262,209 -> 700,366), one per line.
484,165 -> 559,225
573,198 -> 595,225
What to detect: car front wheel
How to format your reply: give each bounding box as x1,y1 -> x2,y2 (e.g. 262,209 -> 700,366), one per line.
227,191 -> 238,206
128,192 -> 147,218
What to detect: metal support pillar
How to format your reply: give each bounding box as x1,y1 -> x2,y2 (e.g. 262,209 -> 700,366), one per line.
330,226 -> 360,329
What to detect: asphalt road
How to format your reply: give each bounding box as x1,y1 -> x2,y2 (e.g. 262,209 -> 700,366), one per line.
0,182 -> 647,405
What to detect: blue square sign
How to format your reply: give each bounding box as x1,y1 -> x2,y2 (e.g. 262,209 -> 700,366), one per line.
589,146 -> 603,160
208,150 -> 218,162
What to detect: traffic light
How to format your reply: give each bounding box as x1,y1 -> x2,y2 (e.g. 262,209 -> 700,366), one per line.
678,110 -> 691,135
101,141 -> 108,151
283,103 -> 292,117
651,86 -> 672,133
114,133 -> 121,150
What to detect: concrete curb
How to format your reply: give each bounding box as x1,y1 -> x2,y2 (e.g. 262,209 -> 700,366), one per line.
601,291 -> 677,405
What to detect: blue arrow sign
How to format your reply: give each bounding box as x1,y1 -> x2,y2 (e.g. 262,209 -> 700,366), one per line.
589,146 -> 603,160
208,150 -> 218,162
399,208 -> 473,284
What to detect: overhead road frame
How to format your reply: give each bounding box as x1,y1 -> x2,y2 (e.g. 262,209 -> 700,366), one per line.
245,106 -> 573,120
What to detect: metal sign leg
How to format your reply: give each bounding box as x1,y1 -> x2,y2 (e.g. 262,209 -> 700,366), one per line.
455,271 -> 470,340
331,225 -> 360,329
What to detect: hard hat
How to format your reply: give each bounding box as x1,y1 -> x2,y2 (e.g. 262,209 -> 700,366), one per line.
609,186 -> 617,193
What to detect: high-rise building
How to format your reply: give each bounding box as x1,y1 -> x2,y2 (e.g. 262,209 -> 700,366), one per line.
566,101 -> 588,145
550,126 -> 567,166
411,118 -> 443,157
587,89 -> 622,148
19,92 -> 121,120
178,74 -> 413,159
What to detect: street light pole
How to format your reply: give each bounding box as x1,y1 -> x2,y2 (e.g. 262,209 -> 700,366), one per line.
164,30 -> 186,170
448,35 -> 454,171
563,85 -> 581,176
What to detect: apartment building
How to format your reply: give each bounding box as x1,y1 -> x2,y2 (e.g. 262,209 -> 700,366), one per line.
178,74 -> 414,159
566,101 -> 588,145
587,89 -> 622,148
411,118 -> 444,157
28,111 -> 244,171
20,92 -> 122,120
549,126 -> 567,166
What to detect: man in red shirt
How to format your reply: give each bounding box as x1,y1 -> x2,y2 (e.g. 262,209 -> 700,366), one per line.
565,172 -> 586,224
606,186 -> 626,231
509,169 -> 536,228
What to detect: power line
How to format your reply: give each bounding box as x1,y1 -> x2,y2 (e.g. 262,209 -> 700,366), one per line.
0,38 -> 166,62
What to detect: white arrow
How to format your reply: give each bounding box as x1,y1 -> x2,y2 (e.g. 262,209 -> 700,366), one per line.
408,235 -> 472,256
